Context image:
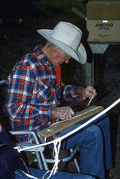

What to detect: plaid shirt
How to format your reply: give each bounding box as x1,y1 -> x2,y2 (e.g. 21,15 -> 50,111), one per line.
6,46 -> 84,142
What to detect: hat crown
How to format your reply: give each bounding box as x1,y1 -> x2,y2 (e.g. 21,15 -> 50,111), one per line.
37,21 -> 87,64
51,22 -> 82,51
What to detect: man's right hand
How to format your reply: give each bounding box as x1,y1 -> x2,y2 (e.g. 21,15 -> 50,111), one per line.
52,106 -> 74,120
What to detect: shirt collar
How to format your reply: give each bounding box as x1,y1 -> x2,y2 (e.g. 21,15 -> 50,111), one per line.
34,45 -> 54,67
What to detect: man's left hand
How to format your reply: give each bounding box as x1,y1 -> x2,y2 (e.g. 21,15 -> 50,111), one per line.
78,86 -> 97,100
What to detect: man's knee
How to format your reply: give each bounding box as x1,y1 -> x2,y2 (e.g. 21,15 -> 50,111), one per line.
83,125 -> 103,145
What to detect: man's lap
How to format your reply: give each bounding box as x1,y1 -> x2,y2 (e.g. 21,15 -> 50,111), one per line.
15,168 -> 95,179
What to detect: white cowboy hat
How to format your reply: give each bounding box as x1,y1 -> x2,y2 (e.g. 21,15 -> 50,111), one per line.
37,21 -> 87,64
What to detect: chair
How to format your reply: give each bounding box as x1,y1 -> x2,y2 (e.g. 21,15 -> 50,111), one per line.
10,130 -> 49,170
11,130 -> 80,172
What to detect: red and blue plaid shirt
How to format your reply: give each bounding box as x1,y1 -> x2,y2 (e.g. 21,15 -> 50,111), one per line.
6,46 -> 84,142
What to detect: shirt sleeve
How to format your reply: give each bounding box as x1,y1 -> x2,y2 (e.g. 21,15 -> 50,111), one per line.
6,65 -> 52,124
61,85 -> 85,101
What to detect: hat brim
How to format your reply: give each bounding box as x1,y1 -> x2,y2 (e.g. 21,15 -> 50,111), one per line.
37,29 -> 87,64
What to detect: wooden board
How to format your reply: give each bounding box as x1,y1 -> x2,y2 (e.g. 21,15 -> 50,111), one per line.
38,106 -> 104,138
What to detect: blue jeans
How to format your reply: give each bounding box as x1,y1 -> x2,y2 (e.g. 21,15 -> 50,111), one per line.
15,168 -> 95,179
58,113 -> 112,179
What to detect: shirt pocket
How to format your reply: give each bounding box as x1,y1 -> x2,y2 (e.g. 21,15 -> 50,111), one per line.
36,79 -> 57,103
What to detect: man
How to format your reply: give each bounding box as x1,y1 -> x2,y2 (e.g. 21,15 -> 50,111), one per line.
0,124 -> 95,179
6,21 -> 112,178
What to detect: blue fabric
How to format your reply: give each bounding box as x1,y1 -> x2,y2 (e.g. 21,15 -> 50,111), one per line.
0,126 -> 15,147
48,113 -> 112,179
60,113 -> 112,179
0,145 -> 19,179
15,168 -> 95,179
0,127 -> 30,179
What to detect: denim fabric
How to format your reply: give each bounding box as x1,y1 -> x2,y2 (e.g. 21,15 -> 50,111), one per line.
15,168 -> 95,179
59,113 -> 112,179
0,127 -> 30,179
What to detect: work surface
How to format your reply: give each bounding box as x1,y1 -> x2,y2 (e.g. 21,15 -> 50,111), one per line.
38,106 -> 103,138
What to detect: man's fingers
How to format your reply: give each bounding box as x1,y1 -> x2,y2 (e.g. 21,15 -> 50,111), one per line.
61,107 -> 74,120
52,106 -> 74,120
86,86 -> 97,99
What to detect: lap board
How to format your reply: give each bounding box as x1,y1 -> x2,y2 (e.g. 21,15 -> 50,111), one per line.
38,106 -> 104,138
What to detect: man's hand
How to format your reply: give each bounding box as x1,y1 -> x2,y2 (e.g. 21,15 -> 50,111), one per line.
52,106 -> 74,120
78,86 -> 97,99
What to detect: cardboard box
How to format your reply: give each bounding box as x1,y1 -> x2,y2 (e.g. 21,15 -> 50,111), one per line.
87,1 -> 120,42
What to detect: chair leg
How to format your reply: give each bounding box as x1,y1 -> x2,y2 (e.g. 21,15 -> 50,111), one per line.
70,148 -> 80,173
35,151 -> 44,170
39,151 -> 49,170
33,151 -> 49,170
45,147 -> 80,172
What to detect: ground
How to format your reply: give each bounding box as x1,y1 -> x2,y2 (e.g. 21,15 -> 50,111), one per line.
0,18 -> 120,178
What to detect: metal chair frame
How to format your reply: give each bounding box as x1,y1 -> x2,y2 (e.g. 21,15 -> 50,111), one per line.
11,130 -> 80,172
11,130 -> 48,170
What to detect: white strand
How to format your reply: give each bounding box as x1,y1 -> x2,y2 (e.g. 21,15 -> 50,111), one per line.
42,140 -> 61,179
14,146 -> 22,153
20,170 -> 38,179
87,96 -> 93,106
15,139 -> 54,152
42,170 -> 50,179
49,140 -> 61,177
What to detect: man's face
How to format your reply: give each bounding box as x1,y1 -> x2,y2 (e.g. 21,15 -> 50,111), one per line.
51,46 -> 71,66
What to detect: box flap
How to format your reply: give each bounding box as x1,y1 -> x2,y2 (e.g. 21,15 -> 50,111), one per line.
87,1 -> 120,20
